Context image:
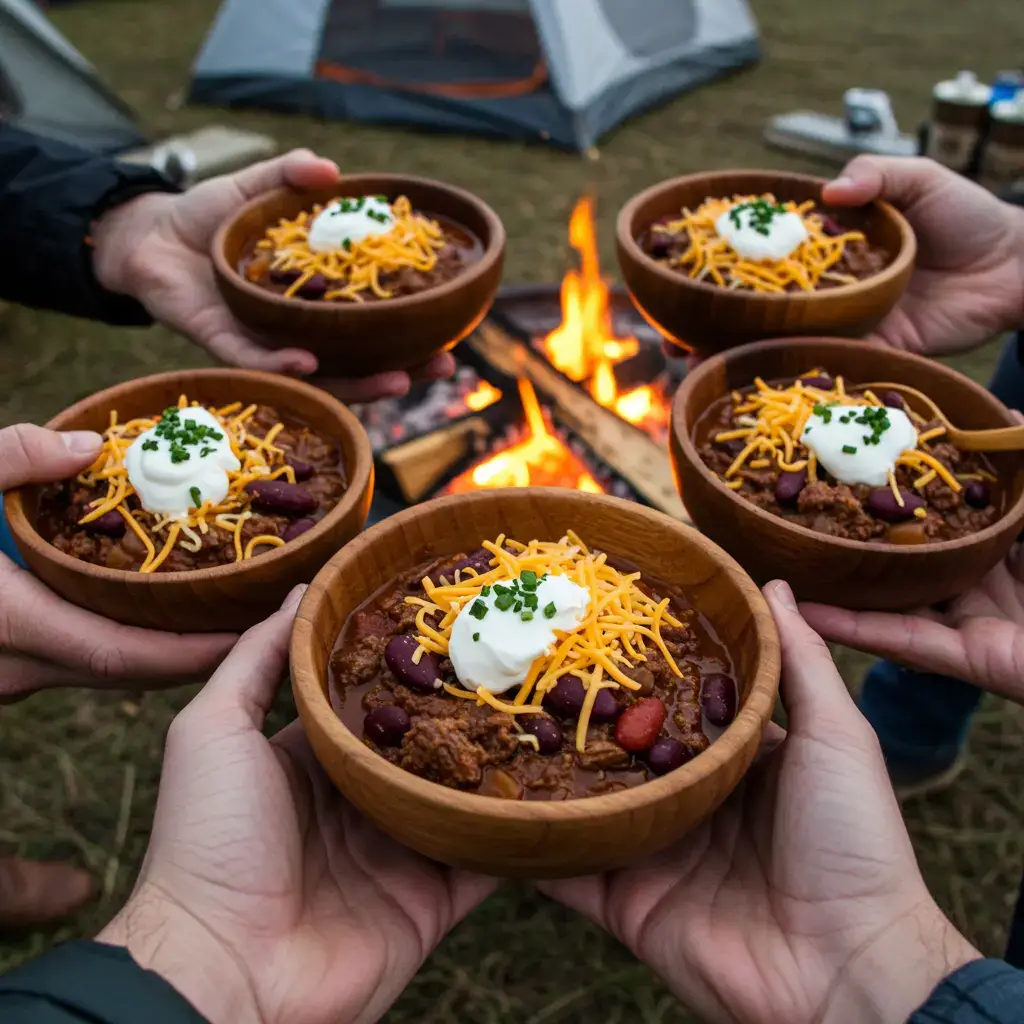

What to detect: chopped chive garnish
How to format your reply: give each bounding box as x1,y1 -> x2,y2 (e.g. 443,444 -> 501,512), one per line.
473,632 -> 480,642
520,570 -> 538,588
521,610 -> 534,622
842,445 -> 857,455
524,593 -> 539,610
543,602 -> 557,619
481,585 -> 491,596
189,486 -> 202,508
494,593 -> 515,611
513,600 -> 523,613
469,599 -> 488,620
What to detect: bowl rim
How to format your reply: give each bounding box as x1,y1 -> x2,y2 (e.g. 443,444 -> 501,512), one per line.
212,172 -> 508,315
616,168 -> 917,304
3,367 -> 374,586
671,336 -> 1024,556
290,487 -> 781,823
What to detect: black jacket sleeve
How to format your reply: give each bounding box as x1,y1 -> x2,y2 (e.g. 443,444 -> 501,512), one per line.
910,959 -> 1024,1023
0,940 -> 209,1023
0,126 -> 180,325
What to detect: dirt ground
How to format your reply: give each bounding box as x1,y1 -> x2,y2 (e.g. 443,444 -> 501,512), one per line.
1,1 -> 1022,1020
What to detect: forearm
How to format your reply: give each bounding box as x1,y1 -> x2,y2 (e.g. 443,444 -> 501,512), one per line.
0,125 -> 177,323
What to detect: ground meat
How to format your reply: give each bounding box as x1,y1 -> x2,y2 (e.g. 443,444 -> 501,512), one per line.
331,635 -> 388,689
796,481 -> 885,542
397,705 -> 517,789
577,738 -> 631,771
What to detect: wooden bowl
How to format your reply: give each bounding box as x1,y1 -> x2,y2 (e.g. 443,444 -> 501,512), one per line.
212,174 -> 506,377
291,488 -> 780,878
616,170 -> 916,355
4,369 -> 374,633
670,338 -> 1024,611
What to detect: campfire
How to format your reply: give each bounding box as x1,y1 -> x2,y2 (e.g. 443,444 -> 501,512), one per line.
445,379 -> 604,494
539,197 -> 671,442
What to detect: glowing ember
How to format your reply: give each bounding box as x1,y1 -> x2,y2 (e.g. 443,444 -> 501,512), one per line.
464,379 -> 502,412
540,196 -> 669,437
446,379 -> 605,494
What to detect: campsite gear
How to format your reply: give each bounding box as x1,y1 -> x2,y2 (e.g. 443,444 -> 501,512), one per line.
925,70 -> 991,175
763,89 -> 917,166
189,0 -> 760,151
991,70 -> 1024,105
978,90 -> 1024,195
0,0 -> 143,152
120,127 -> 278,187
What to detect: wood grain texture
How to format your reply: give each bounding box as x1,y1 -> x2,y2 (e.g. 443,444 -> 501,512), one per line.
670,338 -> 1024,611
212,174 -> 506,377
290,488 -> 779,878
616,170 -> 916,355
3,369 -> 374,633
858,381 -> 1024,452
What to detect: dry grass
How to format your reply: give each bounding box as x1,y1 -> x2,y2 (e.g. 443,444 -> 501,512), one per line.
1,0 -> 1022,1019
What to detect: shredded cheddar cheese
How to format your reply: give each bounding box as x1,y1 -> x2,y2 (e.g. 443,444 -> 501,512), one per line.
714,372 -> 966,500
408,532 -> 685,752
75,396 -> 312,573
251,196 -> 446,302
653,194 -> 867,293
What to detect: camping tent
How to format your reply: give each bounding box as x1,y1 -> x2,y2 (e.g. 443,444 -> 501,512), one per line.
0,0 -> 144,152
190,0 -> 759,150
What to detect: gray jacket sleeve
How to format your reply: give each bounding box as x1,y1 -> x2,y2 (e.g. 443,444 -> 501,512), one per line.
910,959 -> 1024,1023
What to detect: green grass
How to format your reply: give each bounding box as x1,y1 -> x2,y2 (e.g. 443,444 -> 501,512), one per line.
2,1 -> 1023,1020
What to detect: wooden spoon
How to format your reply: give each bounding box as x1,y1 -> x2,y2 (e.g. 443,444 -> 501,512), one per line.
858,381 -> 1024,452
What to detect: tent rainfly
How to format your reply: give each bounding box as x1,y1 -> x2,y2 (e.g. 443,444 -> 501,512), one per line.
190,0 -> 760,150
0,0 -> 144,152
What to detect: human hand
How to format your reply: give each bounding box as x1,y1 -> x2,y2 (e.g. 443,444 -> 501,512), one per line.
802,546 -> 1024,706
540,581 -> 979,1024
0,425 -> 235,703
91,150 -> 456,402
821,156 -> 1024,356
97,588 -> 496,1024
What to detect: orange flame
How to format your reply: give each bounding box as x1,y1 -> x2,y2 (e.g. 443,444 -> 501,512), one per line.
446,378 -> 604,494
541,196 -> 667,434
464,379 -> 502,412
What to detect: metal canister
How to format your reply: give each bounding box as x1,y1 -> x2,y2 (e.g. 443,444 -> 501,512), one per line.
979,89 -> 1024,194
925,70 -> 992,174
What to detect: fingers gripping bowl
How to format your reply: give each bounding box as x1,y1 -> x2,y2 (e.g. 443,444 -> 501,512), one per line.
616,170 -> 915,355
212,174 -> 506,378
670,338 -> 1024,611
4,369 -> 374,633
291,489 -> 780,878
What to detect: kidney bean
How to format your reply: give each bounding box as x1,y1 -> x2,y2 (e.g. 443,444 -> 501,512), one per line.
819,216 -> 844,238
799,373 -> 833,390
887,521 -> 929,546
544,676 -> 587,716
269,267 -> 301,285
288,458 -> 315,482
523,716 -> 563,754
775,468 -> 807,505
882,390 -> 905,409
615,697 -> 667,753
647,738 -> 690,776
244,479 -> 318,516
627,667 -> 656,696
384,635 -> 443,693
282,517 -> 317,542
87,510 -> 125,537
453,548 -> 495,578
590,688 -> 622,722
715,438 -> 745,457
364,705 -> 411,746
964,480 -> 991,508
701,673 -> 738,728
298,273 -> 328,299
867,487 -> 924,522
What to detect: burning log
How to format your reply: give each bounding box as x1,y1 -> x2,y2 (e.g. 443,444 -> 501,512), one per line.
469,320 -> 689,521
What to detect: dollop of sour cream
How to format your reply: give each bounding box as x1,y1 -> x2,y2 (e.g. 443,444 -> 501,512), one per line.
715,201 -> 808,261
125,406 -> 241,520
800,403 -> 917,487
448,573 -> 591,694
306,196 -> 395,253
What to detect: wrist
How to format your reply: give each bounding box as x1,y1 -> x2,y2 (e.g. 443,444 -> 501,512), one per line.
98,882 -> 261,1024
91,191 -> 175,297
822,902 -> 981,1024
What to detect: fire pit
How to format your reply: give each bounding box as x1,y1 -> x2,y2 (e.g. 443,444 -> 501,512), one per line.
356,195 -> 688,521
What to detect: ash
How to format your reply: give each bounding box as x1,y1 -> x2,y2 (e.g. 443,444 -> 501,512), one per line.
352,365 -> 493,452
